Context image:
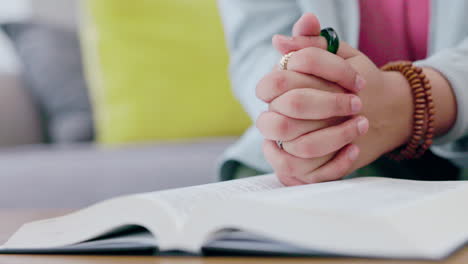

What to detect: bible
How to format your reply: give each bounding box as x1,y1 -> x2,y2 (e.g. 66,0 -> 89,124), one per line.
1,174 -> 468,259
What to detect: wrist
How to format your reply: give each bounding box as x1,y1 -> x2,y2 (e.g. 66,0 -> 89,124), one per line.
380,71 -> 414,153
421,67 -> 457,137
379,66 -> 457,154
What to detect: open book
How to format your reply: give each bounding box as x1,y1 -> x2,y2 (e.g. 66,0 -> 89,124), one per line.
1,174 -> 468,259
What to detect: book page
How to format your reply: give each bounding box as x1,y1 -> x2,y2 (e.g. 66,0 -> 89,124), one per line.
0,175 -> 282,252
188,177 -> 468,259
240,177 -> 467,215
138,174 -> 283,221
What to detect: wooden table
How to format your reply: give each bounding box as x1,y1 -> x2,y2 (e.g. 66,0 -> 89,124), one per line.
0,209 -> 467,264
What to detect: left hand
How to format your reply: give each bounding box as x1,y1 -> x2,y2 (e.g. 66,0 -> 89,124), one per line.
258,14 -> 415,185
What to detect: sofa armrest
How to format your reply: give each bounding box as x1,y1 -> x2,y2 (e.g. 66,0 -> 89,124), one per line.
0,73 -> 42,146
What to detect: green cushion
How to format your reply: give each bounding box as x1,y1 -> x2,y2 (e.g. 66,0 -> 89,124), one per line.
82,0 -> 250,144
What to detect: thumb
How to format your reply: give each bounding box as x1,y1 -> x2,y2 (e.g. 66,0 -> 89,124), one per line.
292,13 -> 321,37
273,12 -> 321,55
273,35 -> 360,59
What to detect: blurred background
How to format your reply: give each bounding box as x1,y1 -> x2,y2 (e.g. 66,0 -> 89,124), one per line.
0,0 -> 251,208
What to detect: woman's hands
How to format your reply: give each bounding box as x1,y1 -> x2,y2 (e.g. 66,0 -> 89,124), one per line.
257,13 -> 417,186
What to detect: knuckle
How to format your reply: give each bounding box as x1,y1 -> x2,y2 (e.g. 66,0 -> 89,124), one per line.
270,71 -> 288,97
256,71 -> 287,102
274,115 -> 291,140
257,112 -> 292,140
285,92 -> 304,116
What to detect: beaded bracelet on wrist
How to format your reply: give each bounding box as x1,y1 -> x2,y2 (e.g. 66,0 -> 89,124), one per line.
380,61 -> 435,161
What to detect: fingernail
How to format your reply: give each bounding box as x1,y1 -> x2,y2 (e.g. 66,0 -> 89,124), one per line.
347,145 -> 360,161
357,117 -> 369,135
354,75 -> 366,92
350,96 -> 362,114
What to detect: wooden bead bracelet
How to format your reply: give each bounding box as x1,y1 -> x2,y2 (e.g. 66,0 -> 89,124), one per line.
381,61 -> 435,161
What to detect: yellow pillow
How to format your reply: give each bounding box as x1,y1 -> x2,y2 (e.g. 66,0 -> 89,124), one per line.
81,0 -> 250,144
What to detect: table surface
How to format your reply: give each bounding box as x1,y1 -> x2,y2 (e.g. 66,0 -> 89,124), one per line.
0,209 -> 467,264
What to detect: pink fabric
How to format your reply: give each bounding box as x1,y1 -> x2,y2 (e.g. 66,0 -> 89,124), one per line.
358,0 -> 430,67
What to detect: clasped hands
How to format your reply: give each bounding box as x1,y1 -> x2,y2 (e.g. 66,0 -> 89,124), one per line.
257,13 -> 415,186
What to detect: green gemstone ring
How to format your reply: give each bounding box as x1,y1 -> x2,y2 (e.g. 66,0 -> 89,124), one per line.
320,27 -> 340,54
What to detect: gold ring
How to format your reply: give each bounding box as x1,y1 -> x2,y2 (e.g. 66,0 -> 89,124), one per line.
279,52 -> 294,70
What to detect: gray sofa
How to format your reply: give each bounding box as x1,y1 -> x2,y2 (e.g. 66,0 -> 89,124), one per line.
0,137 -> 232,208
0,72 -> 234,208
0,0 -> 238,209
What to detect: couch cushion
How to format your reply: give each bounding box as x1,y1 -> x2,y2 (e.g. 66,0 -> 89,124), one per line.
2,22 -> 94,143
81,0 -> 251,144
0,73 -> 42,146
0,138 -> 235,208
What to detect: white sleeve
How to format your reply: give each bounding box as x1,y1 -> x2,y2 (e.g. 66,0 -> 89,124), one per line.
217,0 -> 302,120
415,37 -> 468,167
